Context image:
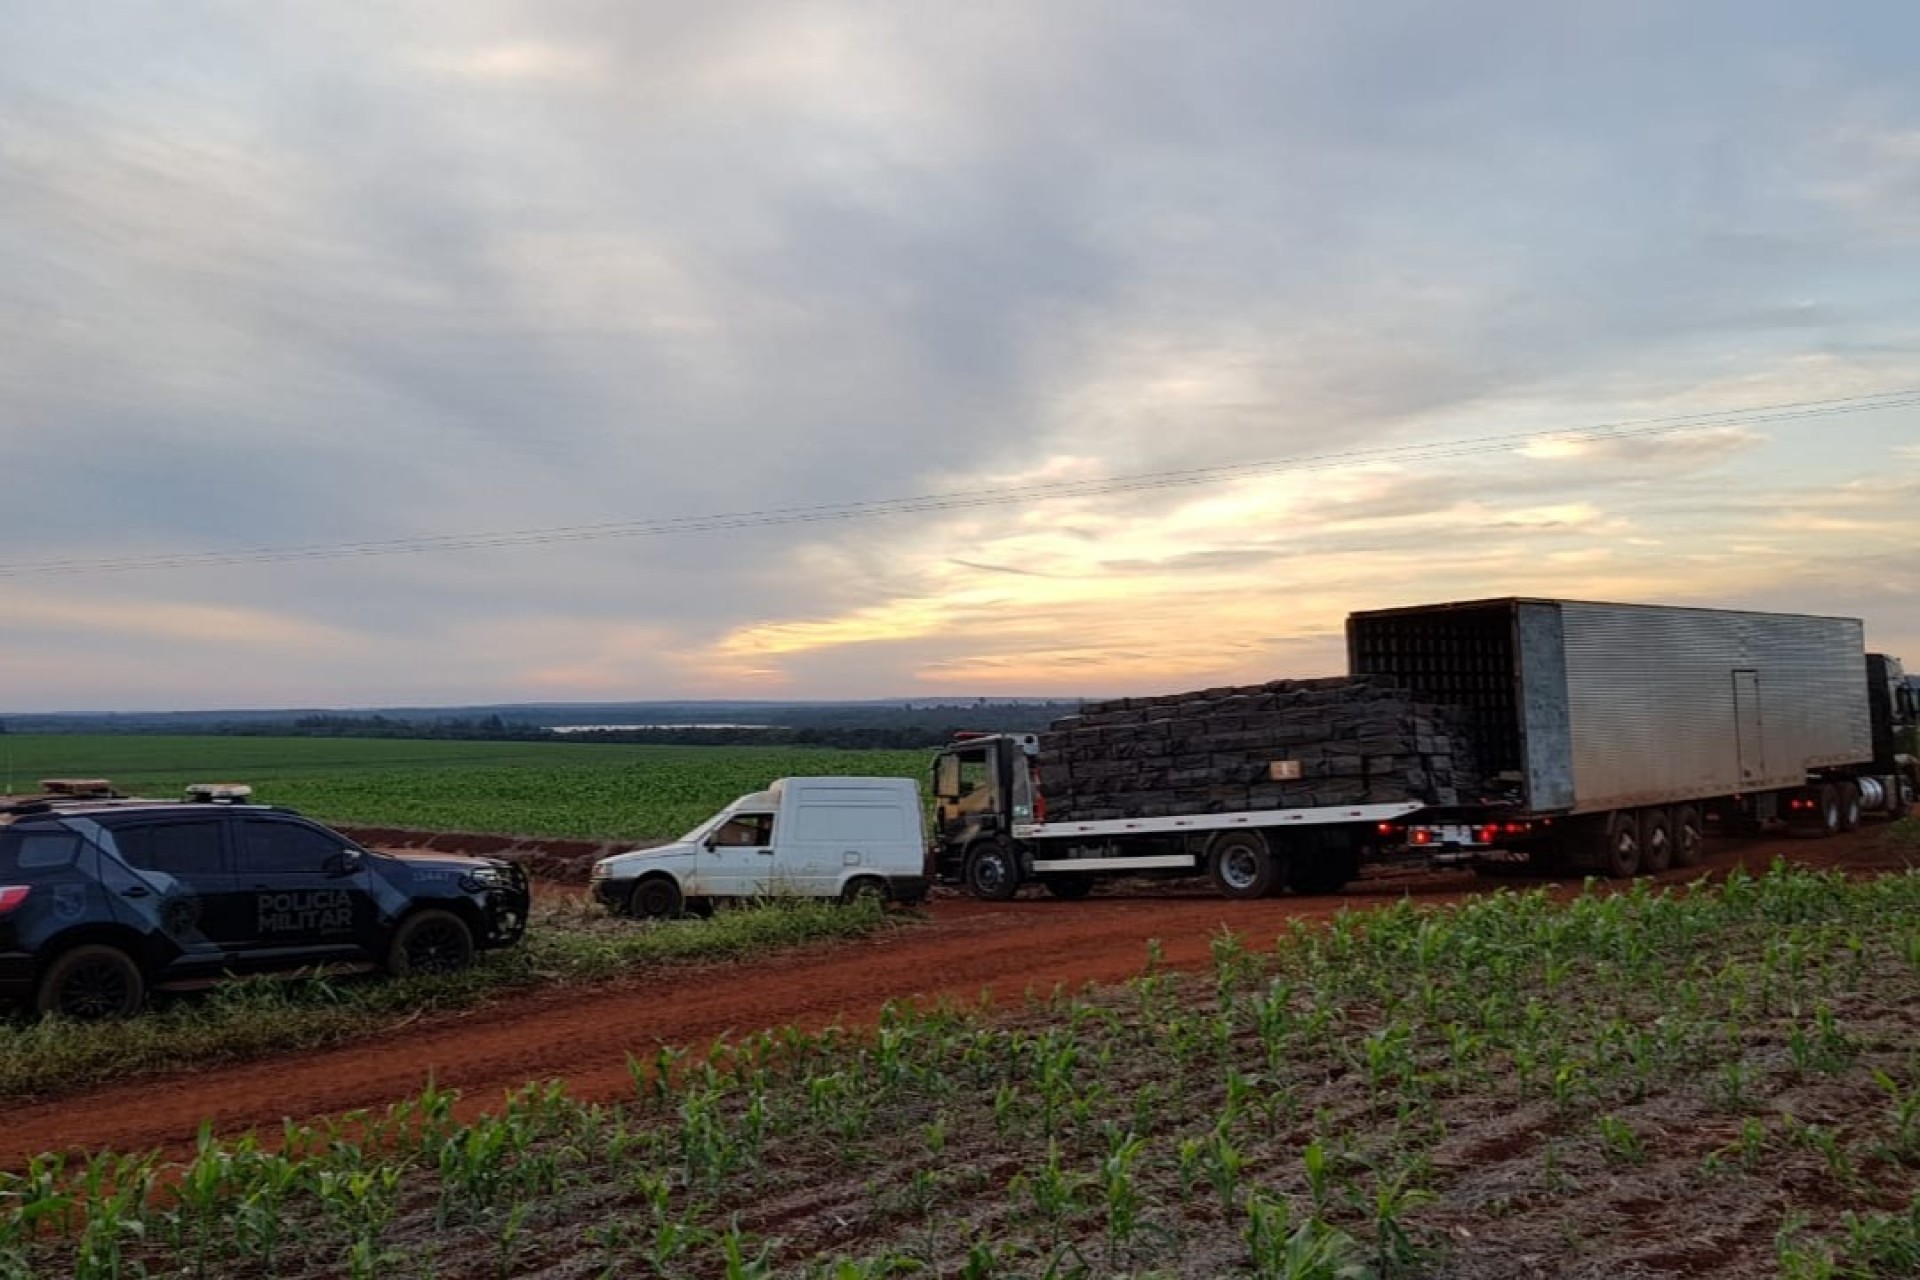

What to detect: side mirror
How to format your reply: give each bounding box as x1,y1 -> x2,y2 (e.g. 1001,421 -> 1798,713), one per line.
327,848 -> 364,874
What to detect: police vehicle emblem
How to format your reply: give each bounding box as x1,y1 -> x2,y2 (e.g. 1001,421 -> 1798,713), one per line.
52,884 -> 87,922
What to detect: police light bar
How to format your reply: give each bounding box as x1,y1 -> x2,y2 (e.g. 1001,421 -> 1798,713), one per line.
40,778 -> 115,797
185,782 -> 254,803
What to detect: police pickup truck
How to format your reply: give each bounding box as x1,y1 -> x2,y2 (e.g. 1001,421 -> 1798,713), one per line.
0,780 -> 529,1018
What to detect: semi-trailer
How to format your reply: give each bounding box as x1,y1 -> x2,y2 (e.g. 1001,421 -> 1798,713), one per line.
1351,598 -> 1917,876
930,596 -> 1917,900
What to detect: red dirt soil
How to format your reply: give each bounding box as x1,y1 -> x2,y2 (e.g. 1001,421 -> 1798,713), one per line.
4,825 -> 1912,1169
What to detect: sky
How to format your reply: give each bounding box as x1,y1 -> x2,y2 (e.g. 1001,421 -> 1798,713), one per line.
3,2 -> 1918,713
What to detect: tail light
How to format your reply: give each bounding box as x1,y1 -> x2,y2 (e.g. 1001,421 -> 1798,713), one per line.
0,886 -> 30,913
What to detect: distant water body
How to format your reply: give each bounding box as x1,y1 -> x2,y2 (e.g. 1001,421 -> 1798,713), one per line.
549,723 -> 772,733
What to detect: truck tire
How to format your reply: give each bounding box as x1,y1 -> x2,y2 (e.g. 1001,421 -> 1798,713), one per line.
1209,832 -> 1280,899
1816,783 -> 1842,837
387,909 -> 475,976
1672,804 -> 1705,869
1836,782 -> 1861,832
965,840 -> 1022,901
629,875 -> 685,920
1638,808 -> 1673,875
36,945 -> 146,1020
1598,811 -> 1642,878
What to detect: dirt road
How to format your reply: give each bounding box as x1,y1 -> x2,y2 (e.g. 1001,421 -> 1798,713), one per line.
2,826 -> 1910,1168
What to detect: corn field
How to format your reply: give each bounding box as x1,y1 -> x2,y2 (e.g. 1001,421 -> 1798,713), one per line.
4,860 -> 1919,1277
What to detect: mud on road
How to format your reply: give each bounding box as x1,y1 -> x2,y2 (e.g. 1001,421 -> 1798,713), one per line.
2,825 -> 1913,1169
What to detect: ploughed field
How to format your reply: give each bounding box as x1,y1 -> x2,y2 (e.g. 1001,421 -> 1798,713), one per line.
4,817 -> 1918,1279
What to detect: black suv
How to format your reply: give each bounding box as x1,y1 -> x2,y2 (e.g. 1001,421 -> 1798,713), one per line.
0,781 -> 530,1019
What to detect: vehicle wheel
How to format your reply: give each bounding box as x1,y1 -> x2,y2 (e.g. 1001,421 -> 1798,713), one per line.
1671,804 -> 1705,869
387,909 -> 475,976
36,945 -> 145,1020
1836,782 -> 1861,832
1638,808 -> 1673,875
839,877 -> 889,907
1816,783 -> 1842,837
1041,873 -> 1095,900
628,875 -> 685,920
1209,832 -> 1280,899
1598,811 -> 1641,878
964,840 -> 1022,902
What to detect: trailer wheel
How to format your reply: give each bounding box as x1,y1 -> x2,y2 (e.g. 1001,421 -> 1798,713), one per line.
1208,832 -> 1280,899
964,840 -> 1022,902
1672,805 -> 1705,869
1638,808 -> 1673,875
1836,782 -> 1861,832
1598,811 -> 1642,878
1040,873 -> 1095,900
1815,783 -> 1842,837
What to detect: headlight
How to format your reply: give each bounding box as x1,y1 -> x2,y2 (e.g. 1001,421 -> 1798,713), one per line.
460,866 -> 509,892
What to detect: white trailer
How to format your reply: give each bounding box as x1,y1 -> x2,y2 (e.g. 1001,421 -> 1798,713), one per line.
1347,597 -> 1917,875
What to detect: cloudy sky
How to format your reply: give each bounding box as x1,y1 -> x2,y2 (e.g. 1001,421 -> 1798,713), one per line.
3,2 -> 1918,713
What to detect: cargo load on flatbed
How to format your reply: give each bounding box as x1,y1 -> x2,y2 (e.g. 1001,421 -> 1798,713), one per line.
1036,675 -> 1480,821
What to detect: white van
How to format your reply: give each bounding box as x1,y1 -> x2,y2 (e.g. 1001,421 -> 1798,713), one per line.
589,776 -> 930,918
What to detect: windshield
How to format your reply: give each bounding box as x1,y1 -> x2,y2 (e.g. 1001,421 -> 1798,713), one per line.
677,811 -> 730,844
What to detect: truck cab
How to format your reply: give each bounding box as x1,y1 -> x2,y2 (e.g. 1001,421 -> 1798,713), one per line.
1868,654 -> 1918,763
929,733 -> 1037,885
1866,654 -> 1920,815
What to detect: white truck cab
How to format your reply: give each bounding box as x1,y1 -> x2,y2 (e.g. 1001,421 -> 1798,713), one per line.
590,776 -> 930,918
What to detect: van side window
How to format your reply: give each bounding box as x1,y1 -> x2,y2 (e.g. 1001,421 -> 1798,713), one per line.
713,814 -> 774,847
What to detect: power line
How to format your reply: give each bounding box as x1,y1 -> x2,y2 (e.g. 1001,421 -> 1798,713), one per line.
3,388 -> 1915,578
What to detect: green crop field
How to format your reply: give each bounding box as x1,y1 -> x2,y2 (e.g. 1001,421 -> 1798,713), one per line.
0,736 -> 929,842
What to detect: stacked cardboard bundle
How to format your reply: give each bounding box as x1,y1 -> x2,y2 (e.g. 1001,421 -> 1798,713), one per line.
1036,675 -> 1478,822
